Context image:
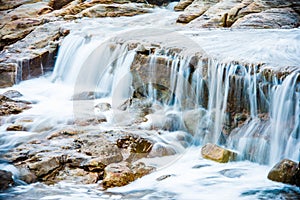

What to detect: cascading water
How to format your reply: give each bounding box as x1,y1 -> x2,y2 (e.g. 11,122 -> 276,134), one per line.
1,7 -> 300,200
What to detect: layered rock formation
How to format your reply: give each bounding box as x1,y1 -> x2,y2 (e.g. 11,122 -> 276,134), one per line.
175,0 -> 300,28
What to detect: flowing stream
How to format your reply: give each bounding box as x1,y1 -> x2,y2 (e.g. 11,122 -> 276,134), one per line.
1,5 -> 300,199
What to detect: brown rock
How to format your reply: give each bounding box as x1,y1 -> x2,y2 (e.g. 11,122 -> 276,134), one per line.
268,159 -> 300,186
174,0 -> 194,11
6,124 -> 24,131
49,0 -> 74,10
201,143 -> 237,163
102,161 -> 154,188
0,170 -> 14,191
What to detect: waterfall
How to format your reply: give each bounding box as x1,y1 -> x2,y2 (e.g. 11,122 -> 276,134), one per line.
269,69 -> 300,164
50,33 -> 300,165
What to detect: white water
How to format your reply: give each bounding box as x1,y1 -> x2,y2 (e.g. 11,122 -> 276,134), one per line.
1,6 -> 300,200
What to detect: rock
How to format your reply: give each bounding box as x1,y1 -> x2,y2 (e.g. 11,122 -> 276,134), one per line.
3,90 -> 23,99
174,0 -> 194,11
156,174 -> 174,181
17,167 -> 37,184
95,102 -> 111,112
102,161 -> 154,188
0,63 -> 17,88
78,3 -> 152,18
163,113 -> 182,132
176,0 -> 220,24
6,124 -> 24,131
28,156 -> 62,178
0,170 -> 14,191
183,108 -> 207,135
0,95 -> 31,116
148,143 -> 176,157
81,136 -> 123,171
55,167 -> 100,184
0,2 -> 52,49
0,21 -> 63,86
116,134 -> 153,161
232,8 -> 300,28
49,0 -> 74,10
201,143 -> 237,163
268,159 -> 300,186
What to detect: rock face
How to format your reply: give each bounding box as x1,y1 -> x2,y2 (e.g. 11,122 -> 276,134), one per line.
268,159 -> 300,186
0,170 -> 14,191
175,0 -> 300,28
201,143 -> 237,163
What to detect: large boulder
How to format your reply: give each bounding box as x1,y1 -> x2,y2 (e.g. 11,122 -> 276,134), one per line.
267,159 -> 300,186
201,143 -> 237,163
0,170 -> 14,191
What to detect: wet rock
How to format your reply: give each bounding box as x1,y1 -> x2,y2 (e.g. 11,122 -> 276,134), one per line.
55,167 -> 100,184
0,95 -> 31,116
49,0 -> 74,10
81,136 -> 123,171
0,170 -> 14,191
232,8 -> 300,28
0,63 -> 17,88
183,108 -> 207,135
156,174 -> 174,181
201,143 -> 237,163
102,161 -> 154,188
163,113 -> 182,132
6,124 -> 24,131
219,168 -> 245,178
268,159 -> 300,186
17,167 -> 37,184
28,156 -> 62,178
117,134 -> 153,161
95,102 -> 111,112
148,143 -> 176,157
3,90 -> 23,99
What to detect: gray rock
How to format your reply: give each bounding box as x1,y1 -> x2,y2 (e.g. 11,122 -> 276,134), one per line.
0,170 -> 14,191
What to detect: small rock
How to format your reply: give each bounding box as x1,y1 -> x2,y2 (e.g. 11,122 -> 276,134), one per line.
201,143 -> 237,163
95,102 -> 111,112
268,159 -> 300,186
6,124 -> 24,131
0,170 -> 14,191
156,174 -> 174,181
3,90 -> 23,98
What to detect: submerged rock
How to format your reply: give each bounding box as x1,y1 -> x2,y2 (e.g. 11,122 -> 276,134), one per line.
0,170 -> 14,191
268,159 -> 300,186
201,143 -> 237,163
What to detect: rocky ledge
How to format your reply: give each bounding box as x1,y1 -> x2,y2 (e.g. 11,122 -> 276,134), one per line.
175,0 -> 300,28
